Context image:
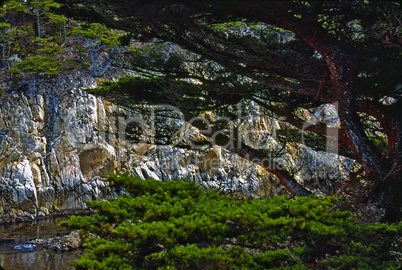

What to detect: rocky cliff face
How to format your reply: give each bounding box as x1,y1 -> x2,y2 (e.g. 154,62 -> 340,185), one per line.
0,73 -> 112,221
0,70 -> 353,222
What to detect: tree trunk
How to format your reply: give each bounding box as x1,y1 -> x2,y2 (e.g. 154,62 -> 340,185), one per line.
311,38 -> 399,221
231,145 -> 312,197
37,10 -> 41,49
64,20 -> 67,42
37,11 -> 40,39
2,43 -> 6,69
337,95 -> 384,181
6,42 -> 11,70
282,19 -> 401,221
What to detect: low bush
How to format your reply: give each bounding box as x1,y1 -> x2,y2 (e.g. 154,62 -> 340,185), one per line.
61,173 -> 401,269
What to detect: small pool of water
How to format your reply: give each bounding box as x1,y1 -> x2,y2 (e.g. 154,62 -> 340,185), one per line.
0,218 -> 82,270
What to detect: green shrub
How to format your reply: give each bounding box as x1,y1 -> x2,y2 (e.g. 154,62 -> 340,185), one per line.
61,173 -> 402,269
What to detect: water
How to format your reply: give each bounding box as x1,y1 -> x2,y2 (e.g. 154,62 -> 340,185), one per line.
0,218 -> 82,270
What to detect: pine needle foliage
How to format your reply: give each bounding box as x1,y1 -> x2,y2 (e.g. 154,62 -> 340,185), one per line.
61,173 -> 401,269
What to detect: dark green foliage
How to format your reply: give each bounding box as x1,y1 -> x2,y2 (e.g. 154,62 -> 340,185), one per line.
8,55 -> 73,75
118,33 -> 133,46
61,173 -> 401,269
70,23 -> 120,46
87,76 -> 201,104
276,126 -> 357,159
9,79 -> 29,92
85,75 -> 228,119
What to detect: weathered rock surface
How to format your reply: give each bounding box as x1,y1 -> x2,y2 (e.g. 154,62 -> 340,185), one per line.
0,71 -> 117,221
27,230 -> 82,251
0,70 -> 354,222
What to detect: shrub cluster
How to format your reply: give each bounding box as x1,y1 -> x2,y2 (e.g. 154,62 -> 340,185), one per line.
61,173 -> 401,269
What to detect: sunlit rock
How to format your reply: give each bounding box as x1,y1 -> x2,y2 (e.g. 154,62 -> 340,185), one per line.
0,69 -> 354,221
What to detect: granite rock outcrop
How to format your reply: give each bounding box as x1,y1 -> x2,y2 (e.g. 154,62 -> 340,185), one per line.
0,70 -> 354,222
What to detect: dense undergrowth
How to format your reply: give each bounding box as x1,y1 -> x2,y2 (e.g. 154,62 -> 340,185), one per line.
61,173 -> 401,269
